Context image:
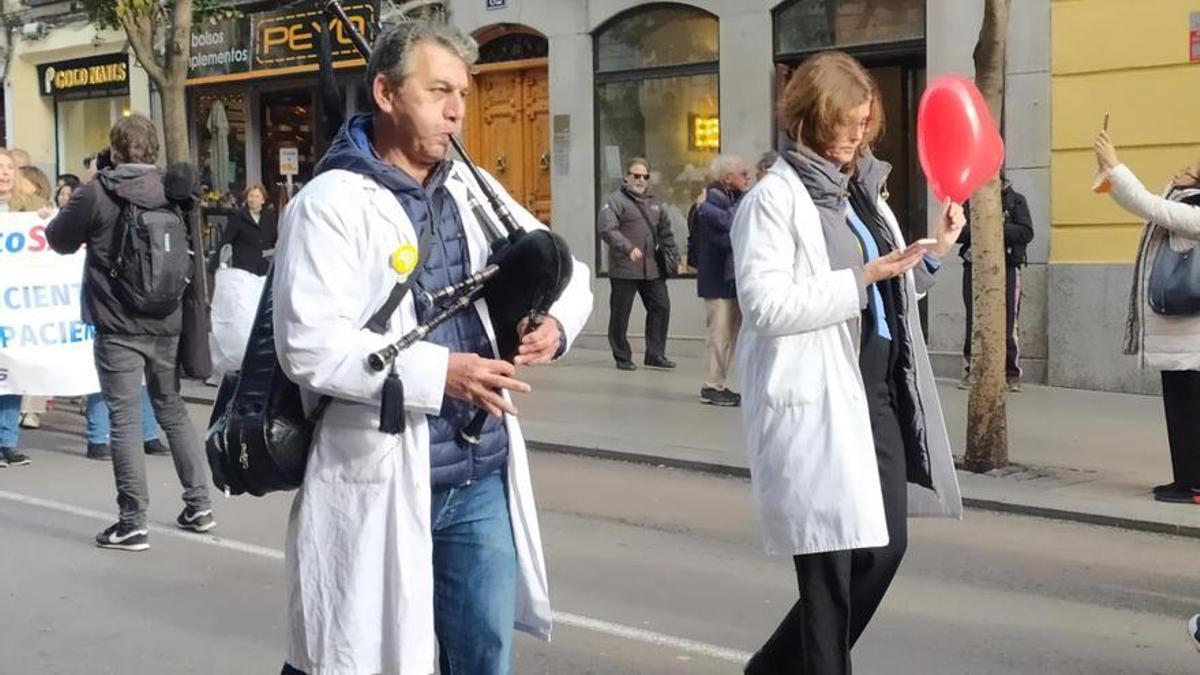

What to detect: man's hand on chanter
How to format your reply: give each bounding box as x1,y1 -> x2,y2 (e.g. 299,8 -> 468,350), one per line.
445,353 -> 531,417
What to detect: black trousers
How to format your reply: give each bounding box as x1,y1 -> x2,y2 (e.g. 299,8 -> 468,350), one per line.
747,334 -> 909,675
962,262 -> 1023,380
1162,370 -> 1200,489
608,277 -> 670,364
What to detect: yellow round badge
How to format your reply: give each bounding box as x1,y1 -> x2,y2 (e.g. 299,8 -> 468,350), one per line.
390,244 -> 419,277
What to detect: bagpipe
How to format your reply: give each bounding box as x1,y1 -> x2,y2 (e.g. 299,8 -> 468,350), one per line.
205,1 -> 575,497
322,0 -> 574,444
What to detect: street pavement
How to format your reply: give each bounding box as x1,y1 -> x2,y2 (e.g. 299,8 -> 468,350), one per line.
1,416 -> 1199,674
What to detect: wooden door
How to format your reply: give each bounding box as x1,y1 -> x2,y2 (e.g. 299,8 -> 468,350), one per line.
521,68 -> 551,223
466,58 -> 551,225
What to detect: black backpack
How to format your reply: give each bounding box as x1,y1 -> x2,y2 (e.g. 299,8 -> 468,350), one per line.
108,197 -> 192,318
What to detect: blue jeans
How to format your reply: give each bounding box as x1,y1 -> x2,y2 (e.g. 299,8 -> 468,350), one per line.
432,471 -> 517,675
0,395 -> 20,448
85,388 -> 158,444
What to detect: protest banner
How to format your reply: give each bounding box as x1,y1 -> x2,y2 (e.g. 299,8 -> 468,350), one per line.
0,211 -> 100,396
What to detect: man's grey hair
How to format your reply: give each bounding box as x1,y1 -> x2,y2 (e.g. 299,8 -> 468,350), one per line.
708,155 -> 747,181
367,19 -> 479,102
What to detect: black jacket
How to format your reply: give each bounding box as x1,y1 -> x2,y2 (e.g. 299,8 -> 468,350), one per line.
45,165 -> 184,336
220,207 -> 277,276
692,181 -> 742,299
958,183 -> 1035,267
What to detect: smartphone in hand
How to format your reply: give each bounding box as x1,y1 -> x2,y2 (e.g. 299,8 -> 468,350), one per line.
907,238 -> 939,254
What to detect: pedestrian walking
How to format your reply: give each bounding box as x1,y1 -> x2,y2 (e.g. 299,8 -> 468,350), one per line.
598,157 -> 679,371
272,20 -> 591,674
1094,129 -> 1200,505
693,155 -> 749,406
46,115 -> 215,551
735,51 -> 964,674
958,175 -> 1035,391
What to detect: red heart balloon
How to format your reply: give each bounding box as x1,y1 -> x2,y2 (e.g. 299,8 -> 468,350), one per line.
916,75 -> 1005,203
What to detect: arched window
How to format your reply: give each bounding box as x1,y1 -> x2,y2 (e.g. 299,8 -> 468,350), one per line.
476,25 -> 549,64
594,4 -> 719,276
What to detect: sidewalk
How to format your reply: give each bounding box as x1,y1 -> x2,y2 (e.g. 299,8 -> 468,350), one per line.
182,347 -> 1200,538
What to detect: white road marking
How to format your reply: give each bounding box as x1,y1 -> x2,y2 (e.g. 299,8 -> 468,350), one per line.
0,489 -> 753,665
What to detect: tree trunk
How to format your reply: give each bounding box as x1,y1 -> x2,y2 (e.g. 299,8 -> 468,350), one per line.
160,81 -> 191,164
964,0 -> 1011,473
117,0 -> 192,163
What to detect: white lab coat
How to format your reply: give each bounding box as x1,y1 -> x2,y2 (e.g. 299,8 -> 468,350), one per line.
272,162 -> 593,674
731,160 -> 962,557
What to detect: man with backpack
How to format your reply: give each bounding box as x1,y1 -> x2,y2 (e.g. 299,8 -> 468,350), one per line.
46,114 -> 214,551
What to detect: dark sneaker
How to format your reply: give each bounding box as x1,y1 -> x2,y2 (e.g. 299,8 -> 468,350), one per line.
143,439 -> 171,456
0,449 -> 8,468
86,443 -> 112,461
1153,486 -> 1200,504
2,449 -> 30,466
1188,613 -> 1199,653
176,507 -> 216,533
615,360 -> 637,371
700,387 -> 740,407
1007,379 -> 1023,393
644,356 -> 677,370
96,523 -> 150,551
1153,482 -> 1179,496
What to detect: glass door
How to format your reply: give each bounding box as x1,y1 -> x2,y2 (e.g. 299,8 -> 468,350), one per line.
260,87 -> 316,209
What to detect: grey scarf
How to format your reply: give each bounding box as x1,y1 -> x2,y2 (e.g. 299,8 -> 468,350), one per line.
781,147 -> 891,281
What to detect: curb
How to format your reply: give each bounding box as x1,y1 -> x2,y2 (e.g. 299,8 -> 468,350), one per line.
182,391 -> 1200,540
526,441 -> 1200,540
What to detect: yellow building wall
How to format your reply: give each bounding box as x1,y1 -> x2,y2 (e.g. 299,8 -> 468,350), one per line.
1051,0 -> 1200,263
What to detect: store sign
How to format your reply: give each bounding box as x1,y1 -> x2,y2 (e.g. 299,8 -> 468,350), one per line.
190,17 -> 253,79
188,1 -> 379,82
487,0 -> 508,9
37,53 -> 129,99
1191,12 -> 1200,63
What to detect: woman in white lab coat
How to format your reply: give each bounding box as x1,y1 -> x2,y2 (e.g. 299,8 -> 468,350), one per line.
737,52 -> 964,674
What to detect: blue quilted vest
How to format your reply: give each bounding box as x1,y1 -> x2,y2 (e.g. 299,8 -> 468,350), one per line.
412,182 -> 510,489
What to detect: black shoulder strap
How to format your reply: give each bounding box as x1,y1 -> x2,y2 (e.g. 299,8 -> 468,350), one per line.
632,199 -> 661,249
363,202 -> 435,335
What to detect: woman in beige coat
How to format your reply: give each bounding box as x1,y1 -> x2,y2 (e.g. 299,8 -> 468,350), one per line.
1095,130 -> 1200,505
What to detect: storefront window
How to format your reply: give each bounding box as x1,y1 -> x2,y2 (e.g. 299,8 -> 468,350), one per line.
594,5 -> 719,276
774,0 -> 924,56
261,88 -> 317,207
194,91 -> 248,206
57,97 -> 129,179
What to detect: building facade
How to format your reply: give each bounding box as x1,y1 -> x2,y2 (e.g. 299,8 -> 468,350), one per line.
8,0 -> 1190,395
1,0 -> 154,181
